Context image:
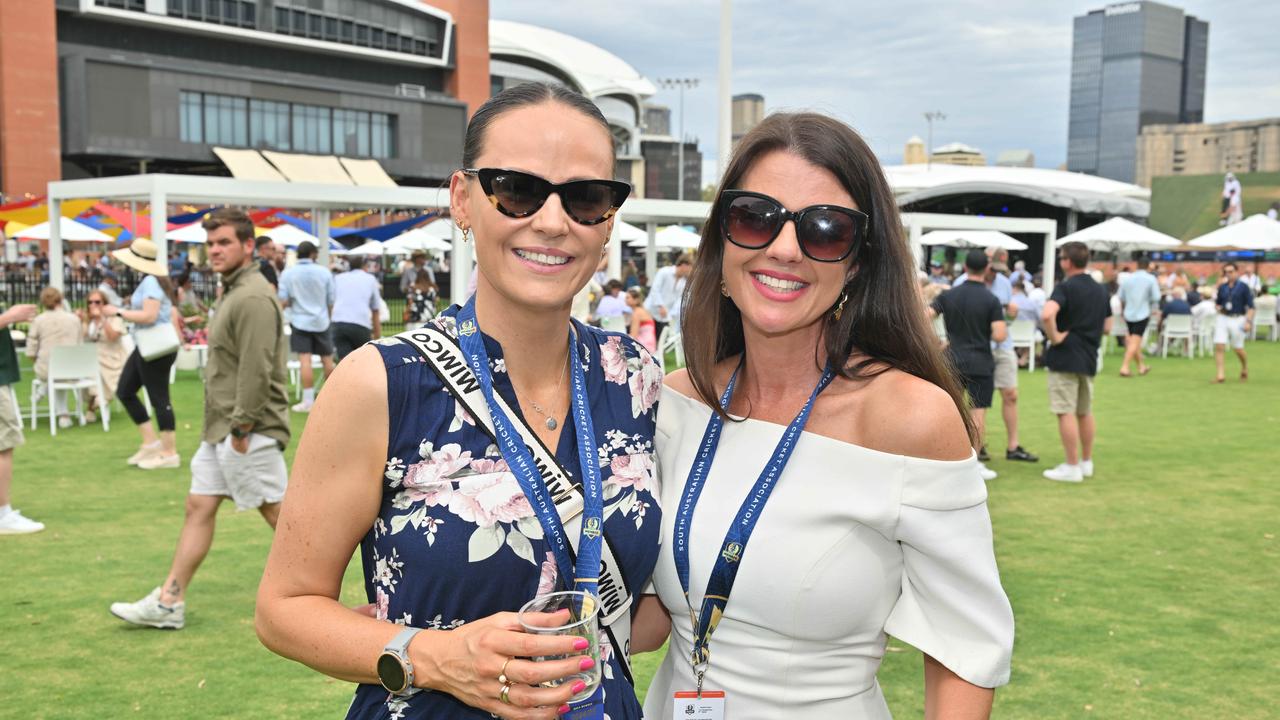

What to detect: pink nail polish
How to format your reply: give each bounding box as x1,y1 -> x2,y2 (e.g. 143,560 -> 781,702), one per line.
571,680 -> 587,694
572,638 -> 589,651
557,705 -> 571,715
579,657 -> 596,671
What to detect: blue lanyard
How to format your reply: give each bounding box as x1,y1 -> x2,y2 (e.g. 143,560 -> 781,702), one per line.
672,360 -> 835,687
456,297 -> 605,600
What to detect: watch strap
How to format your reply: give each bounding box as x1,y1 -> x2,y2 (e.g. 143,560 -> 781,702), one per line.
380,626 -> 423,695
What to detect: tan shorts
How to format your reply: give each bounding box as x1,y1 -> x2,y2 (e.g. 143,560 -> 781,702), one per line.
1048,372 -> 1094,416
993,349 -> 1018,390
190,433 -> 288,510
0,385 -> 24,453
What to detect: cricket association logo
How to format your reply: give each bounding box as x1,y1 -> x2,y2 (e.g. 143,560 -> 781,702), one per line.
583,516 -> 602,540
458,319 -> 478,337
721,541 -> 742,564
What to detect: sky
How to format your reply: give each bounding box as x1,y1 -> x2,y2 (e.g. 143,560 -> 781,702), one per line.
489,0 -> 1280,185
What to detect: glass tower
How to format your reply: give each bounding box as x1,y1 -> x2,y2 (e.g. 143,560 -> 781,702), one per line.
1067,1 -> 1208,183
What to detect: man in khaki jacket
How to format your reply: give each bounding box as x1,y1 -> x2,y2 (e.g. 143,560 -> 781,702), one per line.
110,208 -> 290,629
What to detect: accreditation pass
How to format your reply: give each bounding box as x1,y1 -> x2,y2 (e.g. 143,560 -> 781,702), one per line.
672,691 -> 726,719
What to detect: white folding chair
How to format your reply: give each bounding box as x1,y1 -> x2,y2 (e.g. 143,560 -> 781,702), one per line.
599,315 -> 627,334
288,356 -> 326,401
1104,312 -> 1127,354
43,344 -> 109,436
1161,314 -> 1193,358
1196,312 -> 1216,356
1009,319 -> 1037,372
1253,309 -> 1278,341
656,324 -> 684,374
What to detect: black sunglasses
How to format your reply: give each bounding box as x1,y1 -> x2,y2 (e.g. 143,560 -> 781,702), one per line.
87,300 -> 104,305
719,190 -> 868,263
462,168 -> 631,226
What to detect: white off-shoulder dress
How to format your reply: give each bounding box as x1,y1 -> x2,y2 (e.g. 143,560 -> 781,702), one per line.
643,386 -> 1015,719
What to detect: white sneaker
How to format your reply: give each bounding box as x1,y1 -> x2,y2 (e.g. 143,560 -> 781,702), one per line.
127,442 -> 163,466
57,416 -> 73,429
978,463 -> 998,481
110,587 -> 185,629
1081,460 -> 1094,478
0,508 -> 45,535
290,400 -> 313,413
138,453 -> 181,470
1043,463 -> 1084,483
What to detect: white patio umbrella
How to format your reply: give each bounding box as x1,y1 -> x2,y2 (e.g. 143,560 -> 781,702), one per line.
627,225 -> 702,250
264,223 -> 342,251
1054,217 -> 1181,253
168,221 -> 209,244
12,216 -> 114,243
417,217 -> 456,240
1186,214 -> 1280,251
919,230 -> 1028,251
385,227 -> 452,254
346,239 -> 387,256
610,219 -> 647,244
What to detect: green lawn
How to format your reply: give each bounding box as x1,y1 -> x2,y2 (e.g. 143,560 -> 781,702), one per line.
2,342 -> 1278,718
1149,171 -> 1280,240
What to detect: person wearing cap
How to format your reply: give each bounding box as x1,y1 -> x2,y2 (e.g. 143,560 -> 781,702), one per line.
97,270 -> 124,307
278,240 -> 336,413
928,261 -> 950,285
104,237 -> 181,470
930,249 -> 1007,481
110,207 -> 290,630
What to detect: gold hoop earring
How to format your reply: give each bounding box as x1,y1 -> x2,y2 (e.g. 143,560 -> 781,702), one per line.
832,291 -> 848,322
720,280 -> 730,297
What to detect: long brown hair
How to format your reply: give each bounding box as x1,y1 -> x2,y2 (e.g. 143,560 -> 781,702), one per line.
682,112 -> 975,440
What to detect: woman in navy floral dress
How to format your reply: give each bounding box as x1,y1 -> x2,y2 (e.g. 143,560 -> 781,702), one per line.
256,84 -> 664,720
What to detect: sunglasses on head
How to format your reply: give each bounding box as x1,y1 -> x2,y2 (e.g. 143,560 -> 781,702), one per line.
462,168 -> 631,226
719,189 -> 868,263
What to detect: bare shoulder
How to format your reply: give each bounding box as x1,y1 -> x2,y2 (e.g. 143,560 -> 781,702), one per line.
828,368 -> 972,461
315,345 -> 387,412
663,367 -> 696,397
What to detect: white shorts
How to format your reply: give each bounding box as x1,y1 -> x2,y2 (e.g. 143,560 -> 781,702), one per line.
190,433 -> 288,510
1213,315 -> 1247,350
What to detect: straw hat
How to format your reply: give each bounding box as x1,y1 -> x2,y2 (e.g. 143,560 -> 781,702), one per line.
112,237 -> 169,277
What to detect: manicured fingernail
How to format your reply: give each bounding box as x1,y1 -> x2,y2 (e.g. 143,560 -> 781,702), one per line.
558,705 -> 571,715
571,680 -> 587,694
573,638 -> 589,651
579,657 -> 596,671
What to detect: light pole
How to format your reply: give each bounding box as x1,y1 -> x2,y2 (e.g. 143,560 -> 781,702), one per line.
657,78 -> 699,200
924,110 -> 946,169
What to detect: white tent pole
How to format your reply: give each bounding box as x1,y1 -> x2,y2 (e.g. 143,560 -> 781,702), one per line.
49,198 -> 64,292
1042,226 -> 1058,298
608,223 -> 622,281
150,185 -> 167,273
316,209 -> 330,267
645,222 -> 658,287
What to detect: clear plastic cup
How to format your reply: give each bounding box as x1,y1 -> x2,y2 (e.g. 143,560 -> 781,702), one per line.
516,590 -> 601,703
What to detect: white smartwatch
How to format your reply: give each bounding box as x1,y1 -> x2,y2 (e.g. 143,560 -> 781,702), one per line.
377,626 -> 424,696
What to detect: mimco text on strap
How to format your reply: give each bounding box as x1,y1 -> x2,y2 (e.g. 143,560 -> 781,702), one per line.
395,324 -> 637,681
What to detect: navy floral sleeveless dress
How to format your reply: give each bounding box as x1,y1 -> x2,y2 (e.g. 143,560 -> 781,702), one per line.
344,307 -> 664,720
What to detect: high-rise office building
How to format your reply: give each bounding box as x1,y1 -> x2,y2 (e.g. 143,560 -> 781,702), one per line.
1067,1 -> 1208,184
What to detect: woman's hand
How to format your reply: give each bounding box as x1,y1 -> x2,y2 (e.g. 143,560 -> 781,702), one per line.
414,611 -> 592,720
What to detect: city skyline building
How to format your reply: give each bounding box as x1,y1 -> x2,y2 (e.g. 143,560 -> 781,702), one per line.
996,149 -> 1036,168
904,136 -> 927,165
640,104 -> 701,200
1135,116 -> 1280,187
930,142 -> 986,167
731,93 -> 764,147
1067,0 -> 1208,184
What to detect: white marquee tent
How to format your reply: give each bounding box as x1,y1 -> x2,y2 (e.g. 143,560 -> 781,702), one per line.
1187,214 -> 1280,251
1054,216 -> 1181,253
919,230 -> 1027,251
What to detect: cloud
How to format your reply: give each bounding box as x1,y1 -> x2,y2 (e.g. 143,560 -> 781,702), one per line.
491,0 -> 1280,177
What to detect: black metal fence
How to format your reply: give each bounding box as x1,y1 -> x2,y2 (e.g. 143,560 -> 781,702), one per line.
0,266 -> 220,308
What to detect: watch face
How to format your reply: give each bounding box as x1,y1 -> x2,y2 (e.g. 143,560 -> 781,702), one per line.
377,653 -> 407,693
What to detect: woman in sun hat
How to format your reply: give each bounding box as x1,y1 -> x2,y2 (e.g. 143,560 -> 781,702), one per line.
103,237 -> 181,470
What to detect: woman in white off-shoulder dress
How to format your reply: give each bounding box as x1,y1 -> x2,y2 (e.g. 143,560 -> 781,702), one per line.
631,113 -> 1014,718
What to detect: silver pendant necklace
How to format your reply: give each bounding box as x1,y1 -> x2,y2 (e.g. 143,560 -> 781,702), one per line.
527,341 -> 570,431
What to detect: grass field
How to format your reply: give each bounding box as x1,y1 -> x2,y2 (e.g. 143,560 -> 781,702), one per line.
2,340 -> 1278,718
1149,171 -> 1280,240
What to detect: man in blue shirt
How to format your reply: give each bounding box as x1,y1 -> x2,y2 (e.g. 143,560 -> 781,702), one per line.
1117,258 -> 1162,377
278,241 -> 336,412
1213,262 -> 1254,383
